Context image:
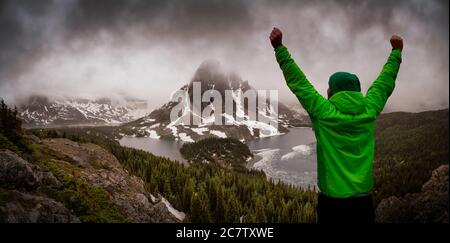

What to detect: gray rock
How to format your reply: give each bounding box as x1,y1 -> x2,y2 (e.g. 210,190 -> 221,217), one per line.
35,171 -> 63,189
0,150 -> 39,190
0,189 -> 80,223
151,200 -> 181,223
376,164 -> 449,223
67,155 -> 92,168
0,149 -> 63,190
1,139 -> 184,223
43,139 -> 184,223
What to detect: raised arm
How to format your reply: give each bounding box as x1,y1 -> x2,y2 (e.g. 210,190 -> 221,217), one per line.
270,27 -> 328,118
366,35 -> 403,115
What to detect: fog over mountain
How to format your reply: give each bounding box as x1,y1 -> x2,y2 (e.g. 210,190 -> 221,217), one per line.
0,0 -> 448,112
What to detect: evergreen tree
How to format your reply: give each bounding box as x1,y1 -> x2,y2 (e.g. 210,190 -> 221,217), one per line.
214,185 -> 226,223
280,201 -> 290,223
208,177 -> 219,214
190,184 -> 211,223
27,122 -> 324,224
224,192 -> 240,223
255,196 -> 267,223
163,177 -> 171,195
182,178 -> 195,211
266,199 -> 275,222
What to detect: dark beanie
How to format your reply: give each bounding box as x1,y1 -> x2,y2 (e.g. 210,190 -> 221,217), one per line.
328,72 -> 361,95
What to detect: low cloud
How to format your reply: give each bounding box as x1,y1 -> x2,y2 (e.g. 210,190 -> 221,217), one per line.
0,0 -> 448,111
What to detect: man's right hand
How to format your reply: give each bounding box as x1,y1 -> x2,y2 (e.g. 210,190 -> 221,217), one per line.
270,27 -> 283,49
390,35 -> 403,51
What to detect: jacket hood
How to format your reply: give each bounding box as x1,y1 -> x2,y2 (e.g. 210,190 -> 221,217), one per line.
328,72 -> 361,94
329,91 -> 366,115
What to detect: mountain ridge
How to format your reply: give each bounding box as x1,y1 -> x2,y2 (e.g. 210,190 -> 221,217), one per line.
18,95 -> 149,128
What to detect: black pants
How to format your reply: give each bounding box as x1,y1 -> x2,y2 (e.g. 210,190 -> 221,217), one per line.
317,193 -> 375,223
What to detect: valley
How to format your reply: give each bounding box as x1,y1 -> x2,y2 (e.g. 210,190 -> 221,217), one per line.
1,96 -> 448,223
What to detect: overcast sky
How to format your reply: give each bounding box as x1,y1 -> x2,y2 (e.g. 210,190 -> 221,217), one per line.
0,0 -> 448,112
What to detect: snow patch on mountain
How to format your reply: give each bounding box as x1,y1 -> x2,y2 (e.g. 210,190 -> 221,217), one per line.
149,123 -> 160,128
191,127 -> 209,135
179,133 -> 194,142
148,130 -> 160,139
168,124 -> 178,138
210,130 -> 227,138
161,197 -> 185,221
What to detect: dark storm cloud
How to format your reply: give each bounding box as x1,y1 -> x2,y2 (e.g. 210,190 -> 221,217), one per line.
44,0 -> 257,53
0,0 -> 256,91
0,0 -> 448,111
0,0 -> 255,73
66,0 -> 254,40
252,0 -> 449,111
0,0 -> 51,79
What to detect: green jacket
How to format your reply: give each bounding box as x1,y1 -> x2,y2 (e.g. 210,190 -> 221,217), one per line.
275,45 -> 402,198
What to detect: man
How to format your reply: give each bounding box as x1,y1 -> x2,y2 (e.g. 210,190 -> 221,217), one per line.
269,27 -> 403,223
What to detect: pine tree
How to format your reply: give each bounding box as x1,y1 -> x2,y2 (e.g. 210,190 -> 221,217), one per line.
215,185 -> 226,223
224,193 -> 240,223
163,178 -> 171,195
255,196 -> 267,223
0,99 -> 24,150
266,199 -> 275,222
291,199 -> 301,222
182,178 -> 195,211
190,184 -> 211,223
149,173 -> 159,194
208,177 -> 219,214
280,201 -> 290,223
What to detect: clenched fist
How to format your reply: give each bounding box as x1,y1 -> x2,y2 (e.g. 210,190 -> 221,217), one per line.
390,35 -> 403,51
270,27 -> 283,48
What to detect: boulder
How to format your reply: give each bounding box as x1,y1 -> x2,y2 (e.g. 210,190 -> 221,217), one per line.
0,189 -> 80,223
0,150 -> 39,190
376,164 -> 449,223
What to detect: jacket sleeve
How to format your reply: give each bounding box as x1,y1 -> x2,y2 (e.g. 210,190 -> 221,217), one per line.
275,45 -> 329,118
365,49 -> 402,115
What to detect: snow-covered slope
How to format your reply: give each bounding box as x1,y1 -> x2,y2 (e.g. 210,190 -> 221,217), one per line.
19,95 -> 149,127
120,60 -> 311,141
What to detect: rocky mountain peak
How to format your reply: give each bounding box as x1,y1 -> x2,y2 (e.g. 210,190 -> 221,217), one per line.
188,59 -> 248,94
120,59 -> 311,142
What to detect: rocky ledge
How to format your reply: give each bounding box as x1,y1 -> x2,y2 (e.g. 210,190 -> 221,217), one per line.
375,164 -> 449,223
0,138 -> 185,223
